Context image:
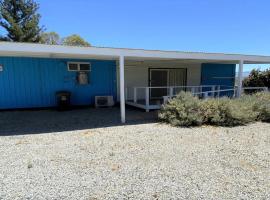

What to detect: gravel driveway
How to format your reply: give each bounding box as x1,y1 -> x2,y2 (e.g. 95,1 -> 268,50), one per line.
0,108 -> 269,199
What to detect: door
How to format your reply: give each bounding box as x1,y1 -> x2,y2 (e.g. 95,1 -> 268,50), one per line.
150,69 -> 168,98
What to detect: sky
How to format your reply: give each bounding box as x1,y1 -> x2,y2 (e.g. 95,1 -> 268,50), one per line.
3,0 -> 270,71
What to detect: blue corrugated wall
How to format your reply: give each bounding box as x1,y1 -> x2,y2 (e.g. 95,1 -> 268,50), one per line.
0,57 -> 117,109
201,63 -> 236,96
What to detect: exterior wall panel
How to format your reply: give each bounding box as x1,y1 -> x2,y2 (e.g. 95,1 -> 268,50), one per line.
0,57 -> 116,109
201,63 -> 236,96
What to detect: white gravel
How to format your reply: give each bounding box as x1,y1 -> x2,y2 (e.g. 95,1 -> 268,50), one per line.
0,108 -> 269,199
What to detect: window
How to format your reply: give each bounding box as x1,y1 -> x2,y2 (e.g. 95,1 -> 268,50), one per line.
68,62 -> 91,71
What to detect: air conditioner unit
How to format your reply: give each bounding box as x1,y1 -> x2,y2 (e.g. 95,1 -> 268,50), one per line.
95,96 -> 114,108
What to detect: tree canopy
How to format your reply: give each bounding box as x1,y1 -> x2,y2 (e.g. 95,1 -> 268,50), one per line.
243,68 -> 270,88
62,34 -> 91,47
40,31 -> 60,45
0,0 -> 43,42
0,0 -> 91,46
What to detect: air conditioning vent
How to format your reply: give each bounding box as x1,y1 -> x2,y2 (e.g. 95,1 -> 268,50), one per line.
95,96 -> 114,108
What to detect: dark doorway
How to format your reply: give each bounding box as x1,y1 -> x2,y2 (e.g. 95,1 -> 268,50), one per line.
150,69 -> 168,98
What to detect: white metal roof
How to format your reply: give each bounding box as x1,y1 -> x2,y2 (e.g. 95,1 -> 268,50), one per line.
0,42 -> 270,64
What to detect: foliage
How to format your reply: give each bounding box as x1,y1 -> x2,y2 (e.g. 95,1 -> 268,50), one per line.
40,31 -> 60,45
159,92 -> 270,127
159,92 -> 203,126
243,68 -> 270,89
200,96 -> 258,126
252,92 -> 270,122
62,34 -> 91,47
0,0 -> 43,42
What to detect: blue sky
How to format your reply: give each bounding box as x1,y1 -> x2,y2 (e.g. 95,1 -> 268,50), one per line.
3,0 -> 270,71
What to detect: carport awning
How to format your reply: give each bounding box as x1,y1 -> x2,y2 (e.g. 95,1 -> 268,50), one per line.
1,42 -> 270,64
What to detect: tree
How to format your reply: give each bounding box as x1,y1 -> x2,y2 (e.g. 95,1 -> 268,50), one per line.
243,68 -> 270,89
0,0 -> 43,42
62,34 -> 91,47
40,32 -> 60,45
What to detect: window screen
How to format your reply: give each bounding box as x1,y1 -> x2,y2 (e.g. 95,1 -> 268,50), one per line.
80,63 -> 90,71
68,63 -> 79,71
68,62 -> 91,71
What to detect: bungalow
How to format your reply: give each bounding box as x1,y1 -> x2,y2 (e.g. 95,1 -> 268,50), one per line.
0,42 -> 270,123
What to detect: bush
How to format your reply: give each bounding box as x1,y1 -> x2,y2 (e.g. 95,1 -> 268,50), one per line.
200,96 -> 258,126
158,92 -> 203,126
252,92 -> 270,122
243,68 -> 270,89
159,92 -> 269,127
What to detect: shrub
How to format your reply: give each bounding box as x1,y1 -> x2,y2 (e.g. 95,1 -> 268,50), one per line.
200,96 -> 258,126
252,92 -> 270,122
158,92 -> 203,126
158,92 -> 269,127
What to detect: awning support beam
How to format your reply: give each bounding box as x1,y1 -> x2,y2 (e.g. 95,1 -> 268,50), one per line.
119,55 -> 126,123
237,60 -> 244,97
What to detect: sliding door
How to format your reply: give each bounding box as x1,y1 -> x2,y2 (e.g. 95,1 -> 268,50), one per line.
149,68 -> 186,98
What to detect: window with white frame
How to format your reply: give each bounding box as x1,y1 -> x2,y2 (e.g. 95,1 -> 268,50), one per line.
67,62 -> 91,71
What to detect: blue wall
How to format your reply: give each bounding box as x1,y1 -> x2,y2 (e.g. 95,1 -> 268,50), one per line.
201,63 -> 236,96
0,57 -> 117,109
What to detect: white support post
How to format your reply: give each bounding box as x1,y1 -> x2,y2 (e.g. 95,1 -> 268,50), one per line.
211,85 -> 216,97
145,87 -> 150,112
237,60 -> 244,97
119,56 -> 125,123
133,87 -> 137,103
217,85 -> 221,98
203,92 -> 209,99
169,87 -> 174,97
191,87 -> 195,95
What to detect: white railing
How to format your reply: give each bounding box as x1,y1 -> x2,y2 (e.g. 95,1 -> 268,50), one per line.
126,85 -> 223,104
163,88 -> 236,103
125,85 -> 268,111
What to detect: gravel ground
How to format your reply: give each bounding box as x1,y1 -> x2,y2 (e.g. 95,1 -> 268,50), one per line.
0,108 -> 269,199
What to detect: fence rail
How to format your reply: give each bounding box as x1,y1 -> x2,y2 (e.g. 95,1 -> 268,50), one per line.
125,85 -> 269,112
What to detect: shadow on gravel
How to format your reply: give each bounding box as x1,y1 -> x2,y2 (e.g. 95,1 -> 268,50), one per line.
0,106 -> 158,136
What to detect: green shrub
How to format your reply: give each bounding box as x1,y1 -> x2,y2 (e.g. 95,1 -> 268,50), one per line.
201,96 -> 258,126
252,92 -> 270,122
158,92 -> 269,127
158,92 -> 203,126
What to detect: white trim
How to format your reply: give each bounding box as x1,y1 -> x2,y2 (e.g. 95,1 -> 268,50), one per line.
1,42 -> 270,64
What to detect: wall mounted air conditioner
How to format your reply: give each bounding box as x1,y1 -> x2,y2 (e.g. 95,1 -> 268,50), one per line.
95,96 -> 114,108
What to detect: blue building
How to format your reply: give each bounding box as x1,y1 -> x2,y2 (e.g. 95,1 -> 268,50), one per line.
0,42 -> 269,123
